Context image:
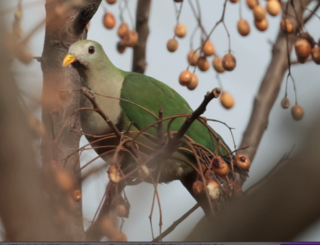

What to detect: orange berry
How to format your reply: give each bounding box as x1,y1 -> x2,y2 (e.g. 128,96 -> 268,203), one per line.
179,70 -> 192,86
254,18 -> 268,31
122,30 -> 139,47
253,5 -> 267,21
175,23 -> 187,38
103,12 -> 116,29
212,156 -> 230,176
291,105 -> 304,121
116,204 -> 126,217
72,189 -> 82,202
203,41 -> 215,56
117,22 -> 129,38
311,47 -> 320,64
222,53 -> 236,71
197,57 -> 210,71
237,19 -> 250,36
117,42 -> 126,54
86,22 -> 90,30
295,38 -> 311,60
235,154 -> 251,170
280,19 -> 294,34
187,50 -> 200,66
187,74 -> 198,90
246,0 -> 257,9
212,56 -> 225,73
192,181 -> 204,195
266,0 -> 281,16
220,92 -> 234,109
167,38 -> 178,52
108,166 -> 121,183
281,97 -> 290,109
106,0 -> 117,4
206,180 -> 220,200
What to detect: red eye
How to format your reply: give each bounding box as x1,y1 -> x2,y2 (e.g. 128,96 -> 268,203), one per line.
88,46 -> 95,54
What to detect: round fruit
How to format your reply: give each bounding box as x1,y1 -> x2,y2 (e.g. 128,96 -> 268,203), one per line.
212,56 -> 225,73
212,156 -> 230,176
117,42 -> 126,54
254,18 -> 268,31
253,5 -> 267,21
280,19 -> 294,34
106,0 -> 117,4
281,97 -> 290,109
72,189 -> 82,202
175,23 -> 187,38
122,30 -> 139,47
167,38 -> 178,52
220,92 -> 234,109
266,0 -> 281,16
246,0 -> 257,9
86,22 -> 90,30
116,204 -> 126,217
108,166 -> 121,183
235,154 -> 251,170
222,53 -> 236,71
311,47 -> 320,64
192,181 -> 204,195
291,105 -> 304,121
111,232 -> 127,242
237,19 -> 250,36
294,38 -> 311,60
117,22 -> 129,38
197,57 -> 210,71
203,41 -> 215,56
187,74 -> 198,90
206,180 -> 220,200
179,70 -> 192,86
187,50 -> 199,66
103,12 -> 116,29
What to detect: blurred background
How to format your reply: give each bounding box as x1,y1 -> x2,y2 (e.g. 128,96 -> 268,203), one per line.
1,0 -> 320,241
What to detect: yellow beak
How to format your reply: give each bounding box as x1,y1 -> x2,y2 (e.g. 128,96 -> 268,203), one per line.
62,54 -> 77,67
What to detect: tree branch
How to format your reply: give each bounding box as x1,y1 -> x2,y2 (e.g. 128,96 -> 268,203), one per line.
132,0 -> 151,74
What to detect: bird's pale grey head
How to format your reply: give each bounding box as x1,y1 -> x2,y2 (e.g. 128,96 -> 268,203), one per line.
62,40 -> 106,69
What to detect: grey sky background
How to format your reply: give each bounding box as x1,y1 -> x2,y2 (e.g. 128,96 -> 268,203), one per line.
2,0 -> 320,241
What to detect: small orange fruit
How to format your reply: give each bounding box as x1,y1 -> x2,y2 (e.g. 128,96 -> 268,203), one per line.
167,38 -> 178,52
86,22 -> 90,30
117,22 -> 129,38
266,0 -> 281,16
246,0 -> 257,9
108,166 -> 121,183
222,53 -> 236,71
106,0 -> 117,4
291,105 -> 304,121
237,19 -> 250,36
253,5 -> 267,21
117,42 -> 126,54
122,30 -> 139,47
203,41 -> 215,56
206,180 -> 220,200
116,204 -> 126,217
187,74 -> 198,90
220,92 -> 234,109
281,97 -> 290,109
175,23 -> 187,38
254,18 -> 268,31
212,156 -> 230,176
235,154 -> 251,170
179,70 -> 192,86
311,47 -> 320,64
212,56 -> 225,73
295,38 -> 311,60
103,12 -> 116,29
187,50 -> 199,66
280,19 -> 294,34
192,181 -> 204,195
197,57 -> 210,71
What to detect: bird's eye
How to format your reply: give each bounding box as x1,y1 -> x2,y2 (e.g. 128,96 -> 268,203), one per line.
88,46 -> 95,54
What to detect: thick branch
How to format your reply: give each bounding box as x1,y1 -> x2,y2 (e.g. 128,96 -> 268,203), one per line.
132,0 -> 151,74
239,0 -> 312,169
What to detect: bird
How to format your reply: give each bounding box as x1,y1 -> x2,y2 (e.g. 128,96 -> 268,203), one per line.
62,40 -> 239,212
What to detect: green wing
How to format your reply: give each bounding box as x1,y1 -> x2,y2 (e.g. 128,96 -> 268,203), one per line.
119,72 -> 230,156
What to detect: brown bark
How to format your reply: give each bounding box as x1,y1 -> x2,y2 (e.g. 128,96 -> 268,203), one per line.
132,0 -> 152,74
186,116 -> 320,241
0,25 -> 66,241
239,0 -> 312,164
40,0 -> 101,239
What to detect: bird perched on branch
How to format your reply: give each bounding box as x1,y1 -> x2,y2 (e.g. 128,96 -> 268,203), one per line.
62,40 -> 242,210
